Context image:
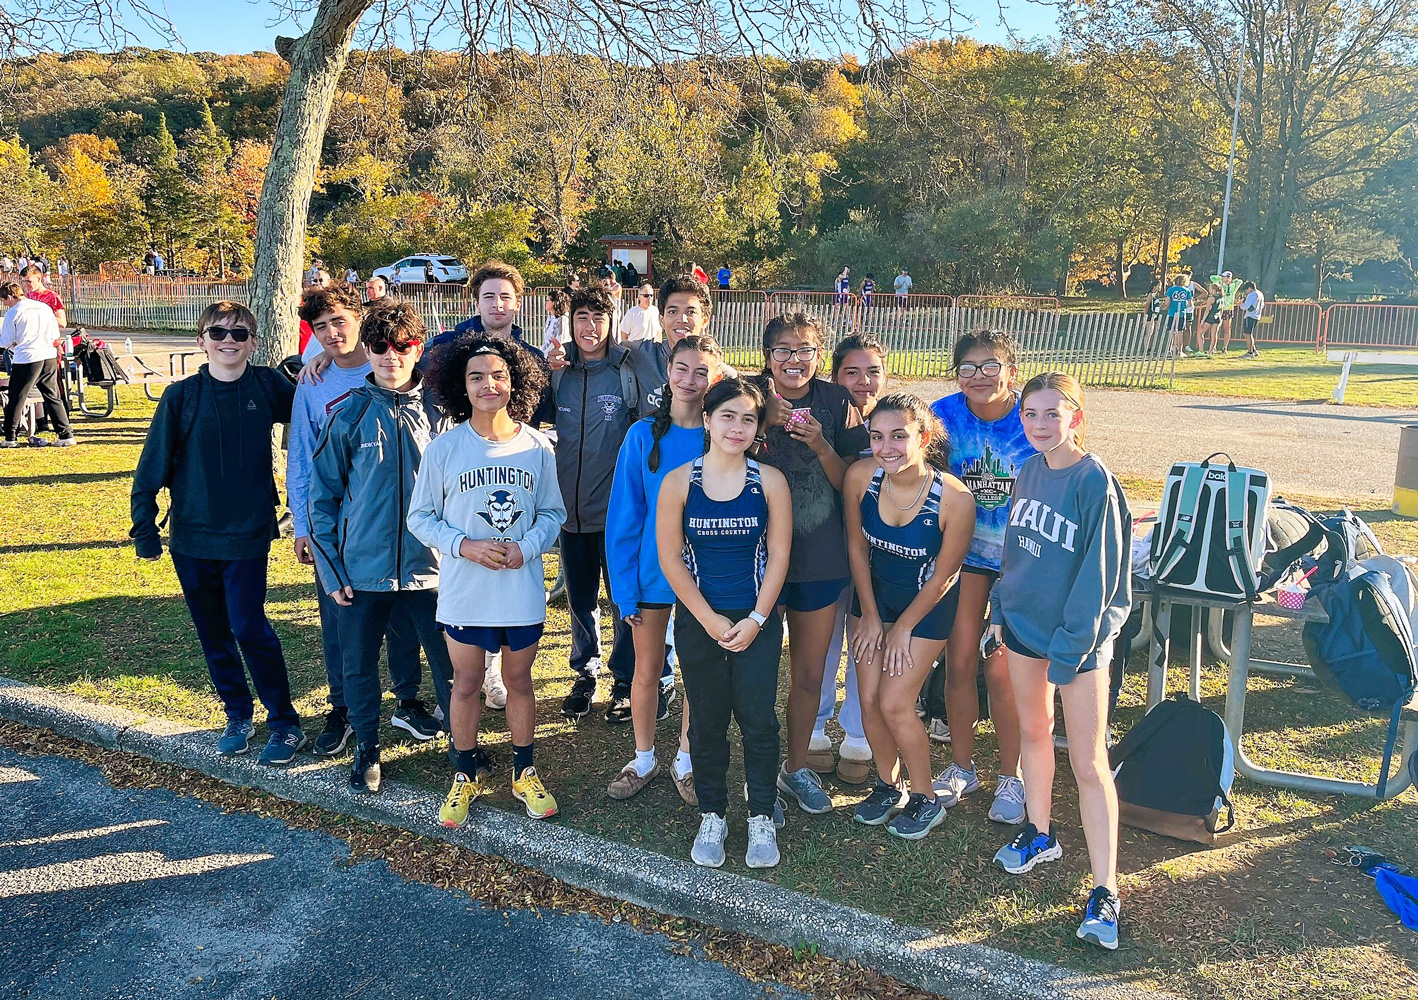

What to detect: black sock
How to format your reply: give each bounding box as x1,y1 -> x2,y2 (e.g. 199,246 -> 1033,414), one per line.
454,745 -> 479,779
399,698 -> 421,710
512,742 -> 534,779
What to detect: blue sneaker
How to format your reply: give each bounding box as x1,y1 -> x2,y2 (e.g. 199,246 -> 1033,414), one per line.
993,822 -> 1062,874
216,718 -> 254,756
258,727 -> 307,767
1077,886 -> 1121,950
854,780 -> 908,826
777,764 -> 834,814
887,793 -> 947,840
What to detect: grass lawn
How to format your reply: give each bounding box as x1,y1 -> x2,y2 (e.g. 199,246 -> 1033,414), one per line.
1169,347 -> 1418,409
2,392 -> 1416,1000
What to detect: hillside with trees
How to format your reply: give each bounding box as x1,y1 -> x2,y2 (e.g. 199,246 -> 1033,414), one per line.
4,26 -> 1416,299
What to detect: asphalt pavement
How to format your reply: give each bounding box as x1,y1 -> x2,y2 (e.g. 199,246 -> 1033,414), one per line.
0,747 -> 803,1000
909,382 -> 1412,500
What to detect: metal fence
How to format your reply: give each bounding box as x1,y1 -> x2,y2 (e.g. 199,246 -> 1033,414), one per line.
1255,300 -> 1325,346
55,276 -> 1180,387
1322,304 -> 1418,350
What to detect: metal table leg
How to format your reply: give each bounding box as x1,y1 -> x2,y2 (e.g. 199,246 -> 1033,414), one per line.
1147,594 -> 1170,708
1223,604 -> 1418,798
1207,606 -> 1314,679
1189,605 -> 1204,701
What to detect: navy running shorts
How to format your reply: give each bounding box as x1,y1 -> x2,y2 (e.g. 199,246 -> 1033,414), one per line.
444,622 -> 545,654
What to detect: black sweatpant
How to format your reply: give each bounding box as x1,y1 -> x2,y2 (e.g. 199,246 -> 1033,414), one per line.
3,358 -> 71,441
674,605 -> 783,818
337,589 -> 454,747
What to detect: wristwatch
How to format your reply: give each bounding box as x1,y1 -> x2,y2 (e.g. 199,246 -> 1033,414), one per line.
748,610 -> 768,627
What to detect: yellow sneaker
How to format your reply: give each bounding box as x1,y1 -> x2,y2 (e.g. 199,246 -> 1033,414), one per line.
439,772 -> 483,828
511,765 -> 558,819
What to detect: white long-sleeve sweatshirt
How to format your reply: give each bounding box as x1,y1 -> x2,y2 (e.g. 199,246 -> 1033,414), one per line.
407,420 -> 566,627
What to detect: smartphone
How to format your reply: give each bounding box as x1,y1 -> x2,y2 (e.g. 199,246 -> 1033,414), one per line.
980,629 -> 1002,660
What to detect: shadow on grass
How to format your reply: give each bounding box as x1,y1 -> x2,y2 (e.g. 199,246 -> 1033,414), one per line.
0,470 -> 135,488
0,539 -> 135,555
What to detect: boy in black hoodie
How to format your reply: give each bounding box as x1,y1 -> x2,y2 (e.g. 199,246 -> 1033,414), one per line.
130,301 -> 304,765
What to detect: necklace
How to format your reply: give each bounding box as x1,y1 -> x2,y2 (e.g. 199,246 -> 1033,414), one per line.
883,469 -> 929,511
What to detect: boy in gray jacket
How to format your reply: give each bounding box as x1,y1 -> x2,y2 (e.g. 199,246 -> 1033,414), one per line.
552,284 -> 643,720
308,302 -> 455,794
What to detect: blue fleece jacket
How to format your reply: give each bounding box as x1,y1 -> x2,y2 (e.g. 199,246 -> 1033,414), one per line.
606,419 -> 704,614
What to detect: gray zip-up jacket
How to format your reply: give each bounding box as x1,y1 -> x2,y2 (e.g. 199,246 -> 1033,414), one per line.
308,374 -> 451,595
553,339 -> 639,533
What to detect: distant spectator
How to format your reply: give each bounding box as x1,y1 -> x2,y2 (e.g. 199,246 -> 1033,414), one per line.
861,272 -> 876,308
364,275 -> 390,305
0,254 -> 13,273
56,256 -> 69,277
1239,282 -> 1264,359
19,265 -> 65,328
834,266 -> 851,304
153,250 -> 165,273
543,289 -> 569,354
690,261 -> 709,285
1,281 -> 75,448
623,261 -> 641,288
893,268 -> 912,305
717,264 -> 731,290
143,248 -> 156,275
619,284 -> 662,344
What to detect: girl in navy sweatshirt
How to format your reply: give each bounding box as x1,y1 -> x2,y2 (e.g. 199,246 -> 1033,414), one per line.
988,372 -> 1131,952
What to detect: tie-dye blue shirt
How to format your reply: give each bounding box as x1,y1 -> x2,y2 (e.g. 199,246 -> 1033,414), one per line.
931,392 -> 1033,571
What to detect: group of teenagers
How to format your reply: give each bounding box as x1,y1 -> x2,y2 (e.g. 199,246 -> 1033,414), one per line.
129,261 -> 1132,951
1146,269 -> 1265,359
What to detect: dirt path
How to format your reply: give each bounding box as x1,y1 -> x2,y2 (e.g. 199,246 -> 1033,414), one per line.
905,381 -> 1413,500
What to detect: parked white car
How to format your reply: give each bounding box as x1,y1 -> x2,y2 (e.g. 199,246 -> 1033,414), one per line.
373,255 -> 469,285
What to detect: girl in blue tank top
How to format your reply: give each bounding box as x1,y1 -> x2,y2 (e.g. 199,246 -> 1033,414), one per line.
843,392 -> 975,841
658,379 -> 793,870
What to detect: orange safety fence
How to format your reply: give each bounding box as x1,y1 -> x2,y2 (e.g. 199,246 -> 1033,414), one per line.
1254,300 -> 1324,348
1321,303 -> 1418,350
954,294 -> 1060,313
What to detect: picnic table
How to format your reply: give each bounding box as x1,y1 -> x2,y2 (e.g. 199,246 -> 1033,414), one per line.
71,350 -> 202,416
1142,582 -> 1418,800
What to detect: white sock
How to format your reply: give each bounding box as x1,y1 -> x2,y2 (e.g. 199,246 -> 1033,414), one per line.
673,749 -> 692,779
633,749 -> 657,777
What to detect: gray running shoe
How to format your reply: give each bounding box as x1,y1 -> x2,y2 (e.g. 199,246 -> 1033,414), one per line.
691,812 -> 728,868
777,764 -> 834,814
745,815 -> 780,869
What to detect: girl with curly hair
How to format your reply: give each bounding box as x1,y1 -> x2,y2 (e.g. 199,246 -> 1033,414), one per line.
409,337 -> 567,827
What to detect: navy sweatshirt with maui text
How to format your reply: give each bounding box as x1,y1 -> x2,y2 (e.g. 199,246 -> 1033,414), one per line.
991,452 -> 1132,685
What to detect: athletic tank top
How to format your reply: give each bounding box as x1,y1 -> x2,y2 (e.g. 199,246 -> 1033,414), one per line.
682,457 -> 770,609
859,467 -> 945,607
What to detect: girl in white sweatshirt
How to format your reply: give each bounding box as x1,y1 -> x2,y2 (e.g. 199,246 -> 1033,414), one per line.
409,337 -> 566,825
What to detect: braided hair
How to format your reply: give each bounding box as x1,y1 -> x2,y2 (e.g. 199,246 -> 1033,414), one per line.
648,333 -> 723,472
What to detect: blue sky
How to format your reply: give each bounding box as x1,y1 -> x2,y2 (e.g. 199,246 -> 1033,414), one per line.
123,0 -> 1057,55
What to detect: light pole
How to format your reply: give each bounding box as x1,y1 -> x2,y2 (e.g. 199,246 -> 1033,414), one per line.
1216,16 -> 1248,275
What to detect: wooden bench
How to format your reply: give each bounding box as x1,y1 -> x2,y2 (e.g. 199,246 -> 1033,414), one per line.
1327,349 -> 1418,403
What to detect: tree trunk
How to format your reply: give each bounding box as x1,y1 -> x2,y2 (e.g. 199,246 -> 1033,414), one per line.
252,0 -> 372,360
1114,236 -> 1128,298
1313,238 -> 1325,301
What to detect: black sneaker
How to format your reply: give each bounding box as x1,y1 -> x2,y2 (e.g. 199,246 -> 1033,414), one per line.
391,700 -> 443,741
311,708 -> 353,756
604,687 -> 632,724
562,675 -> 597,720
657,686 -> 671,722
350,741 -> 382,794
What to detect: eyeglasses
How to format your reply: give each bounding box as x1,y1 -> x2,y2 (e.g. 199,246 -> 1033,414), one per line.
203,326 -> 252,342
368,339 -> 421,355
956,361 -> 1003,378
769,346 -> 820,362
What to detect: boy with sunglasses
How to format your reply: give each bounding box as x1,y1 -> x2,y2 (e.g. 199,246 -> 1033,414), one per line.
290,284 -> 440,756
130,301 -> 304,765
308,302 -> 455,793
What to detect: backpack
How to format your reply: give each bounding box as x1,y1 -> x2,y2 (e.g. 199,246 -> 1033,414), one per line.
1151,453 -> 1270,600
1110,695 -> 1236,844
73,331 -> 128,386
1303,558 -> 1418,797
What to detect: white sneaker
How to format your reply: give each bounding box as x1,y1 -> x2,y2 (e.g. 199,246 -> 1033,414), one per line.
482,656 -> 507,710
691,812 -> 728,868
925,717 -> 951,743
745,814 -> 780,869
989,775 -> 1027,824
933,762 -> 981,807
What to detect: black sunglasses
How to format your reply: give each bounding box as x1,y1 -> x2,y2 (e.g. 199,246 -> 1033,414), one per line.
368,339 -> 422,356
203,326 -> 252,342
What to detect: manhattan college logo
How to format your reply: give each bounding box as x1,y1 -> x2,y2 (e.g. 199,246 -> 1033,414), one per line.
959,444 -> 1016,511
476,489 -> 524,534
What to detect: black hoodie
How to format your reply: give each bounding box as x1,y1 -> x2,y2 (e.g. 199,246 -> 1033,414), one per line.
130,364 -> 294,560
